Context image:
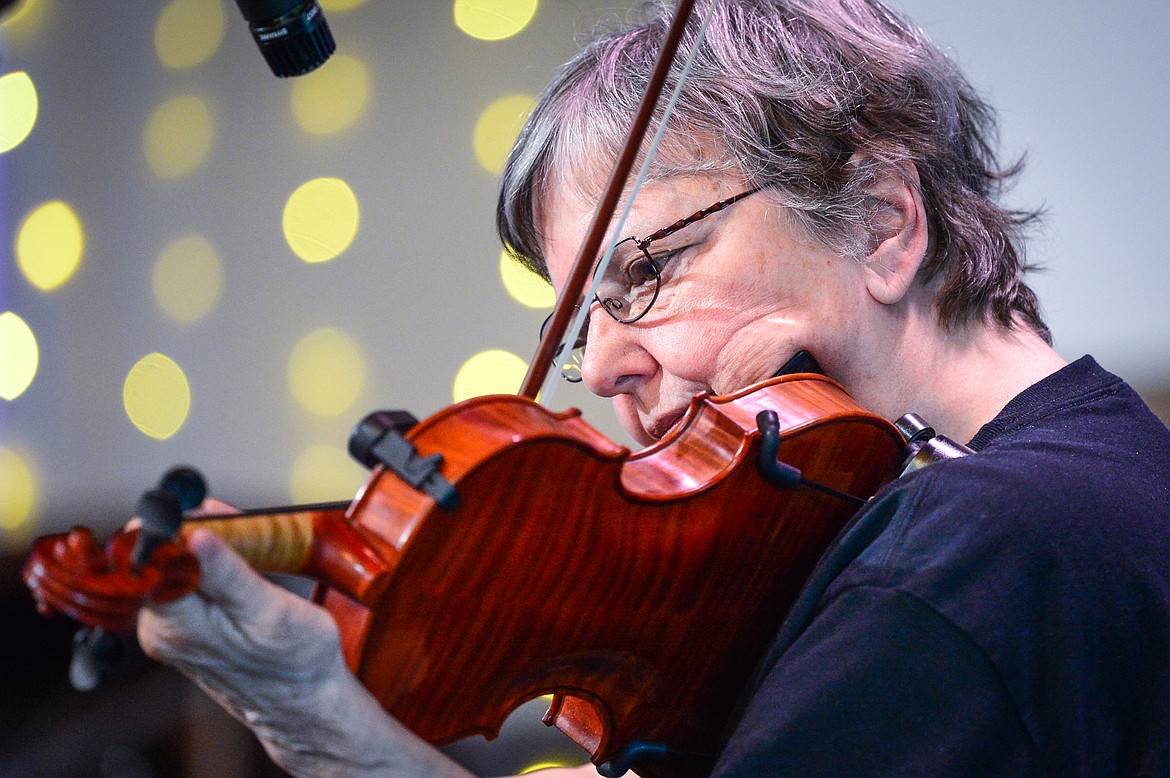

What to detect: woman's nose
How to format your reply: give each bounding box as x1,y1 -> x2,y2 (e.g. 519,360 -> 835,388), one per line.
579,311 -> 655,398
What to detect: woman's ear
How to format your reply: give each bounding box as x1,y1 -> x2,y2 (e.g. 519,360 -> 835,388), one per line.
860,159 -> 929,305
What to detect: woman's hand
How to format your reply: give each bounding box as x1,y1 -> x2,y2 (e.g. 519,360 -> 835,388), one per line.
137,506 -> 472,778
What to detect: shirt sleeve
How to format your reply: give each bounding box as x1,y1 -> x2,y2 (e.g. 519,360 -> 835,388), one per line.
711,585 -> 1039,777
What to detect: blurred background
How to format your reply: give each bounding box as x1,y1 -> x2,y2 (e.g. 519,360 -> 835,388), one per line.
0,0 -> 1166,775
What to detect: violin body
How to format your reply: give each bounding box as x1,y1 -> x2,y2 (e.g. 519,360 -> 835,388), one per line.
26,374 -> 903,776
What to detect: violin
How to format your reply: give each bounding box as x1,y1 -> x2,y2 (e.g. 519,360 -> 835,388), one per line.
23,2 -> 906,775
25,376 -> 902,777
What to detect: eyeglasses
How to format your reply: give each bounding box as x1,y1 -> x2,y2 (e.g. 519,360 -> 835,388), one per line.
541,186 -> 761,382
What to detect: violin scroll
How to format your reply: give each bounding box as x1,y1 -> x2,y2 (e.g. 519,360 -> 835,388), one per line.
23,525 -> 200,633
23,482 -> 202,691
23,466 -> 209,633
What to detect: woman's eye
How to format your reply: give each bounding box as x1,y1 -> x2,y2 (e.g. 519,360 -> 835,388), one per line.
650,248 -> 683,271
624,254 -> 659,287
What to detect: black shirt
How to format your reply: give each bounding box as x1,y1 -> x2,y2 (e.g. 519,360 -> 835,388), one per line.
714,356 -> 1170,776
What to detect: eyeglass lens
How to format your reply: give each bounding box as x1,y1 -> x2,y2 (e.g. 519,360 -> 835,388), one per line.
539,311 -> 588,382
594,242 -> 661,323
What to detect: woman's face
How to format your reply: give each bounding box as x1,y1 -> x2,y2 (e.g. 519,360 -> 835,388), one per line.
540,175 -> 880,446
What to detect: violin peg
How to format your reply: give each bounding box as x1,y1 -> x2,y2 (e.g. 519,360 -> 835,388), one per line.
132,489 -> 184,566
135,489 -> 183,538
69,626 -> 124,692
158,466 -> 208,512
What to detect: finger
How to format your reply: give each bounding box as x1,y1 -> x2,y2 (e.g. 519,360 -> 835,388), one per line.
142,528 -> 340,677
182,528 -> 285,619
138,580 -> 210,663
189,496 -> 239,518
139,528 -> 288,660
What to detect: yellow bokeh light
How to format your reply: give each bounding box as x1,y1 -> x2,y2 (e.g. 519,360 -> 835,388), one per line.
518,761 -> 578,775
123,353 -> 192,440
153,235 -> 224,324
290,53 -> 369,135
453,349 -> 527,403
288,443 -> 365,504
287,327 -> 365,416
0,71 -> 39,154
0,446 -> 39,536
143,94 -> 215,179
0,0 -> 46,37
155,0 -> 226,70
500,251 -> 553,309
473,94 -> 533,174
454,0 -> 539,41
0,312 -> 39,400
283,177 -> 360,263
16,200 -> 85,291
321,0 -> 367,10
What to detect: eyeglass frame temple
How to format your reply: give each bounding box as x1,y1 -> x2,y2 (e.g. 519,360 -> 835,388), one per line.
632,187 -> 761,249
614,186 -> 759,322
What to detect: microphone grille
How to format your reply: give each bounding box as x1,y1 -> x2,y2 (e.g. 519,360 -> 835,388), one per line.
248,0 -> 337,78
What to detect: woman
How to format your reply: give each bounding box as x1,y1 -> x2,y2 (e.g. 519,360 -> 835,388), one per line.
139,1 -> 1170,774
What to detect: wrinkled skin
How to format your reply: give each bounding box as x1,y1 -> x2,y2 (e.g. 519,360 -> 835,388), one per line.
539,170 -> 1063,447
137,165 -> 1066,776
139,506 -> 475,778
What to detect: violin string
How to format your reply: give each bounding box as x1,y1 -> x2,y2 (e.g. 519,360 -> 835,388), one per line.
539,0 -> 720,407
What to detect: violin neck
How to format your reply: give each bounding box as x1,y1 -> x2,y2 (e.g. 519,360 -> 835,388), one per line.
179,502 -> 349,576
176,502 -> 391,606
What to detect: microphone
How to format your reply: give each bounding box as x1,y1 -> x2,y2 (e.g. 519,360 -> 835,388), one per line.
233,0 -> 336,78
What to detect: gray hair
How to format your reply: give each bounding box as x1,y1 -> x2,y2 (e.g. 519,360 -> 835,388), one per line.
496,0 -> 1048,340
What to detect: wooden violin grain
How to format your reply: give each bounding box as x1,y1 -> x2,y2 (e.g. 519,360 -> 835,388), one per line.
25,375 -> 901,777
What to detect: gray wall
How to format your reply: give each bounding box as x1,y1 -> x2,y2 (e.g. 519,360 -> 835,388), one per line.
1,0 -> 1167,542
